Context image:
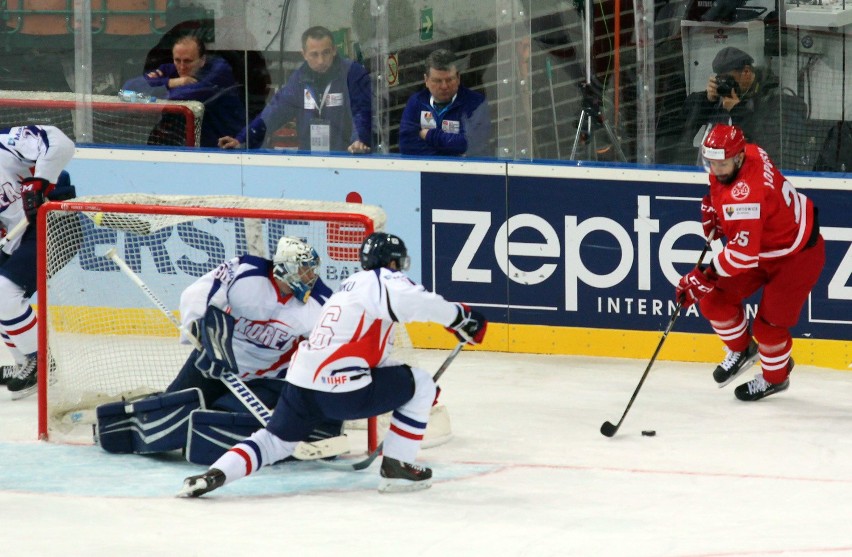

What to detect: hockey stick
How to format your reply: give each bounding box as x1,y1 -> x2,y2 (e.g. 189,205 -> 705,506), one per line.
103,247 -> 348,461
315,340 -> 467,472
0,218 -> 30,250
600,237 -> 713,438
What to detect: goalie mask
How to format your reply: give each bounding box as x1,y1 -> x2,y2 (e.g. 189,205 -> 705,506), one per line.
272,237 -> 320,303
360,232 -> 410,271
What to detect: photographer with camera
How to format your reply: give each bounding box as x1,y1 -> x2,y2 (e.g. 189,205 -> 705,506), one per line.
672,46 -> 808,169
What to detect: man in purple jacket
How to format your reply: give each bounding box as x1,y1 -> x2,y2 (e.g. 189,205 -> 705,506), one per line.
218,26 -> 371,154
399,49 -> 491,157
143,35 -> 245,148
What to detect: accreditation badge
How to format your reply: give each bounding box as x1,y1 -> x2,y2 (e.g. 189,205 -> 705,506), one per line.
420,111 -> 436,129
442,120 -> 460,134
310,119 -> 331,152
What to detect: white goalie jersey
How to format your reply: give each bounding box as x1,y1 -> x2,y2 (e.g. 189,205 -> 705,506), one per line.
179,254 -> 328,380
286,266 -> 460,393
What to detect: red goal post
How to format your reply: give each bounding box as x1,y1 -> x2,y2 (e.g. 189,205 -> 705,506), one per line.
0,90 -> 204,146
36,194 -> 390,450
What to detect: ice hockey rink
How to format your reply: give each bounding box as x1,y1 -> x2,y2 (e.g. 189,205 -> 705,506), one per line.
4,348 -> 852,557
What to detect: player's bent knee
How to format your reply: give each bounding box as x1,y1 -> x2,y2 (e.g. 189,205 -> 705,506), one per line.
186,410 -> 260,465
752,315 -> 791,347
95,388 -> 203,454
398,367 -> 437,418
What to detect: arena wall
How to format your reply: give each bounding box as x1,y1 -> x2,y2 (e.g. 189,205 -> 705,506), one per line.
67,147 -> 852,369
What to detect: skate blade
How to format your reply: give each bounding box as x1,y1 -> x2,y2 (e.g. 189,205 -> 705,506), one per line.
378,477 -> 433,494
9,384 -> 37,401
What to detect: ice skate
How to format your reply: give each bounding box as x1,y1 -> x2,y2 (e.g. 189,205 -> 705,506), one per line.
734,359 -> 793,401
713,340 -> 758,388
378,457 -> 432,493
7,354 -> 37,400
0,364 -> 16,386
177,469 -> 225,498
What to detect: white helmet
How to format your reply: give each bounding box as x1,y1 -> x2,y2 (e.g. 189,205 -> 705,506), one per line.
272,236 -> 320,303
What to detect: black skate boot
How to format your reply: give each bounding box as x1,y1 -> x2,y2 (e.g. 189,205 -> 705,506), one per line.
713,340 -> 759,388
735,359 -> 793,402
177,468 -> 226,498
0,364 -> 16,386
378,456 -> 433,493
7,354 -> 37,400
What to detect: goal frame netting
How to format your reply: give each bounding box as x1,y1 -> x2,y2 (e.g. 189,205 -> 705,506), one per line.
36,195 -> 388,449
0,90 -> 204,146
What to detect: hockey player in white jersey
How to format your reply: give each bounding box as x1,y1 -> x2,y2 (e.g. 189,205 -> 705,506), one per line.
96,236 -> 341,464
0,125 -> 75,399
180,232 -> 487,496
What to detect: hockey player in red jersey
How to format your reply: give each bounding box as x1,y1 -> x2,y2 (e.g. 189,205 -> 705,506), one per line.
179,232 -> 487,496
676,124 -> 824,401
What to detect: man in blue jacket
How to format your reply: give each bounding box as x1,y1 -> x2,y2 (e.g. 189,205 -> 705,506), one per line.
218,26 -> 371,154
141,35 -> 245,148
399,49 -> 491,157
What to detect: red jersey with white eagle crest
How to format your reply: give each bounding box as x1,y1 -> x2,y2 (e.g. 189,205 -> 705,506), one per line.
709,144 -> 817,277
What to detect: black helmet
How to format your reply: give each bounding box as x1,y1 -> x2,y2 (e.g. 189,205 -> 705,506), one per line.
360,232 -> 410,271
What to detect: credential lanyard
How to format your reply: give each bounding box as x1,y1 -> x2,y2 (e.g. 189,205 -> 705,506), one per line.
309,83 -> 333,117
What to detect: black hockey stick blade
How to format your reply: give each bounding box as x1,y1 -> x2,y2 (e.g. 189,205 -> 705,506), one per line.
600,421 -> 619,437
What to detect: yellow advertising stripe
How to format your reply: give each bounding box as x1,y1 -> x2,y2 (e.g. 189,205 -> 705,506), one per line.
406,322 -> 851,371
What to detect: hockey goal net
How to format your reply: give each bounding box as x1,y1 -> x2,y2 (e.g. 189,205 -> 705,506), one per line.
36,194 -> 400,448
0,90 -> 204,146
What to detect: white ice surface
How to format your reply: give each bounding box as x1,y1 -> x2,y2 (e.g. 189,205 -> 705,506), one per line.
3,349 -> 852,557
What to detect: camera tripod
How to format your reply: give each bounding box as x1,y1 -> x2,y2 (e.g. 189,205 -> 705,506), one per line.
570,82 -> 626,161
569,0 -> 626,162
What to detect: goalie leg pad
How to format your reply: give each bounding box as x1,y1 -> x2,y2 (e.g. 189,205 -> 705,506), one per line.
185,410 -> 261,466
95,388 -> 203,454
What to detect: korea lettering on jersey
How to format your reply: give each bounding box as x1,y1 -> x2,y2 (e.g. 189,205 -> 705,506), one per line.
710,144 -> 816,277
180,255 -> 323,380
286,267 -> 459,393
0,125 -> 73,252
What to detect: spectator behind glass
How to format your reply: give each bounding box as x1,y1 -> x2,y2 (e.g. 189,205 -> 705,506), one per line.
218,26 -> 371,154
398,49 -> 491,157
133,35 -> 245,148
676,46 -> 808,168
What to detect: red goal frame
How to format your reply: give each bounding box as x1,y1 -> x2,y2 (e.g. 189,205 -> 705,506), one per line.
36,200 -> 381,451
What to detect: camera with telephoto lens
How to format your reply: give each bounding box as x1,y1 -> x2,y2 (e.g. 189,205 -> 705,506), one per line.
715,74 -> 739,97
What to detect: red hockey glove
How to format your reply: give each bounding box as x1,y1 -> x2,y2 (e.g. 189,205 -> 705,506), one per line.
676,266 -> 718,309
447,303 -> 487,345
20,177 -> 54,224
700,194 -> 721,241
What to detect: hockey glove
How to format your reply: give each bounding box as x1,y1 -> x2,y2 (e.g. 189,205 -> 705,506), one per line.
700,194 -> 722,241
20,177 -> 54,224
447,303 -> 487,345
676,266 -> 718,309
194,306 -> 238,380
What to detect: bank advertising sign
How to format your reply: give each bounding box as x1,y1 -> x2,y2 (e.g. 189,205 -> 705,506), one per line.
421,172 -> 851,341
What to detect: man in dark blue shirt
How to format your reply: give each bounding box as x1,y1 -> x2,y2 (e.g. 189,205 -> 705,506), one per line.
219,26 -> 371,154
399,49 -> 491,157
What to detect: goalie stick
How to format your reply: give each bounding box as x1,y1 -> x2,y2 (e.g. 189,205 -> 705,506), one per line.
103,247 -> 349,461
315,340 -> 466,472
600,236 -> 713,438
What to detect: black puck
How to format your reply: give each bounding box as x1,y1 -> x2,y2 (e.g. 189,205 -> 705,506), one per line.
641,430 -> 656,437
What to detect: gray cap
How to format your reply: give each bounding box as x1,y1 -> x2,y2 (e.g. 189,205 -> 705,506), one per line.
712,47 -> 754,74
